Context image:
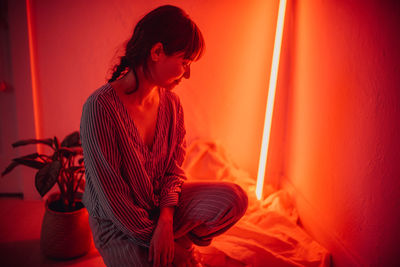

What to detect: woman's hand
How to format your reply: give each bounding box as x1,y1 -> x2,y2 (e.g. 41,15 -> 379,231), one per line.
149,207 -> 175,267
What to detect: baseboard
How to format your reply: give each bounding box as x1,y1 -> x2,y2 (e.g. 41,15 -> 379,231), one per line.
0,193 -> 24,199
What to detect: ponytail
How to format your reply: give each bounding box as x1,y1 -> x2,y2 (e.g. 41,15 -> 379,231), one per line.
108,56 -> 129,83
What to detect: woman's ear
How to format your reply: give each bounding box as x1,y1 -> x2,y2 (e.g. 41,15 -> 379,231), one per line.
150,42 -> 164,62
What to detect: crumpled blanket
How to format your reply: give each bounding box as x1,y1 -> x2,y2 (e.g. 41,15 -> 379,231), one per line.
182,140 -> 331,267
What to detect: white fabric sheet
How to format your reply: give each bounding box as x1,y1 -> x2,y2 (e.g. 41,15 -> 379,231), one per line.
182,140 -> 331,267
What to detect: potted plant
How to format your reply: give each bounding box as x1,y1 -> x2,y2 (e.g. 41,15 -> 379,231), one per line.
1,131 -> 92,259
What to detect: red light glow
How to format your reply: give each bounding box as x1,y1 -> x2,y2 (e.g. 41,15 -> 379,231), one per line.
256,0 -> 287,200
26,0 -> 43,154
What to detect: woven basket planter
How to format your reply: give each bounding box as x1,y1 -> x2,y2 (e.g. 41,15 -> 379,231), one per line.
40,193 -> 92,259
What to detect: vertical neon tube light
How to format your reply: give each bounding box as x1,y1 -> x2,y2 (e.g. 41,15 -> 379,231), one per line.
26,0 -> 43,154
256,0 -> 287,200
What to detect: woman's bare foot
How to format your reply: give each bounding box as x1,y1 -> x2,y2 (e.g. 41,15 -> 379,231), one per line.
176,235 -> 193,249
173,236 -> 203,267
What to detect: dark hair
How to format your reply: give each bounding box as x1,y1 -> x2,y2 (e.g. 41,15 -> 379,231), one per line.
108,5 -> 205,94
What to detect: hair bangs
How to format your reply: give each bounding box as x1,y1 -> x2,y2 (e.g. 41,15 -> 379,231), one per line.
183,21 -> 205,61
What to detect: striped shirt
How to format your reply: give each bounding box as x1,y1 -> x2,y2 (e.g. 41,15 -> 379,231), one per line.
80,83 -> 187,247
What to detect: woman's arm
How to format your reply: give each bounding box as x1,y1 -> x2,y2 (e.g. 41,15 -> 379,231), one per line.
159,97 -> 187,208
149,96 -> 187,266
148,207 -> 175,267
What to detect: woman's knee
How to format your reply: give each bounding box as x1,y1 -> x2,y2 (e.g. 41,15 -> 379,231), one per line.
179,181 -> 248,219
219,182 -> 248,217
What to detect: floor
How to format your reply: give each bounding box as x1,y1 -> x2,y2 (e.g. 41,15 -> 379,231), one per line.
0,141 -> 331,267
0,197 -> 105,267
0,197 -> 243,267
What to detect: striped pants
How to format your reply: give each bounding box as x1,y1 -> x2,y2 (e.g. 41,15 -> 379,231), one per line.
89,182 -> 248,267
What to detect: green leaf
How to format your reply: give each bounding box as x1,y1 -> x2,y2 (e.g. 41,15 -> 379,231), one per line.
2,153 -> 44,177
1,162 -> 19,176
22,153 -> 40,159
72,147 -> 83,156
54,136 -> 60,150
66,166 -> 81,173
61,131 -> 81,147
35,161 -> 61,197
58,147 -> 83,158
58,147 -> 74,158
13,158 -> 46,169
78,179 -> 85,191
12,138 -> 53,148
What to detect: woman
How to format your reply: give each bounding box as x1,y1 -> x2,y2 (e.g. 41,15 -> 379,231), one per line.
80,5 -> 248,267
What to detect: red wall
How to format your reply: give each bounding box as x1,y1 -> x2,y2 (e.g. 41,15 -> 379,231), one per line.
270,0 -> 400,265
0,1 -> 37,197
4,1 -> 398,265
0,0 -> 278,198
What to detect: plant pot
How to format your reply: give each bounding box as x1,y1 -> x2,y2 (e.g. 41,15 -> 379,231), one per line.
40,193 -> 92,259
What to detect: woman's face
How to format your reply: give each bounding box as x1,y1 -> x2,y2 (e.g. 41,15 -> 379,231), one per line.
149,48 -> 192,90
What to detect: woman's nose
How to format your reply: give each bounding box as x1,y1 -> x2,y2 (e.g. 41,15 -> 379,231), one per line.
183,65 -> 190,79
